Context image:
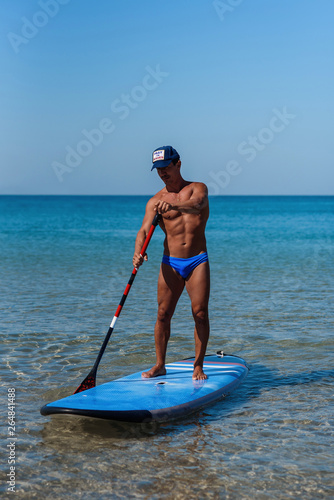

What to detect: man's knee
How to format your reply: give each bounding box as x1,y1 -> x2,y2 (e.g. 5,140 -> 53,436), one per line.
192,306 -> 209,324
157,306 -> 173,323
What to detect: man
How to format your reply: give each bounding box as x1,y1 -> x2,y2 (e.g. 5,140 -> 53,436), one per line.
133,146 -> 210,380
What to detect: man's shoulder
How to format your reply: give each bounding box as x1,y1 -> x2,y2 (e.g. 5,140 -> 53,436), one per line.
151,188 -> 166,200
146,190 -> 165,207
194,181 -> 208,189
188,181 -> 208,193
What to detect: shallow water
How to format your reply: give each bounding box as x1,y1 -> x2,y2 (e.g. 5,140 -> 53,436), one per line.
1,195 -> 333,499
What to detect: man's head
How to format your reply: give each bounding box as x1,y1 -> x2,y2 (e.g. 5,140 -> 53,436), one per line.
151,146 -> 180,171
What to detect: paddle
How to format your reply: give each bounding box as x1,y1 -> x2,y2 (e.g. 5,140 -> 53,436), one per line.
74,212 -> 161,394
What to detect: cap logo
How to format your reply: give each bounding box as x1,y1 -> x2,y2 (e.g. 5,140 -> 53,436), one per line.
153,149 -> 165,162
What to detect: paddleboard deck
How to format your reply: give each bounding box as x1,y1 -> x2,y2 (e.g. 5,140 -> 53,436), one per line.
40,352 -> 248,423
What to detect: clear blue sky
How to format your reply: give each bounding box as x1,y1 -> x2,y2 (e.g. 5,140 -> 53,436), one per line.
1,0 -> 333,195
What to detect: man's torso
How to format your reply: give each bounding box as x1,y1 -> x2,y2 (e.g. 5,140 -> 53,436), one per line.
152,182 -> 209,258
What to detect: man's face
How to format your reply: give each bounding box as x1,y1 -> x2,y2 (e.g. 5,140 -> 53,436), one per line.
156,162 -> 179,184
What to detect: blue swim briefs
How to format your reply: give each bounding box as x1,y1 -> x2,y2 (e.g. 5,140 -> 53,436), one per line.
162,252 -> 209,279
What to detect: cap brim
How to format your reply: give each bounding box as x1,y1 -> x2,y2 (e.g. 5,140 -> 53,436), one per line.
151,159 -> 173,171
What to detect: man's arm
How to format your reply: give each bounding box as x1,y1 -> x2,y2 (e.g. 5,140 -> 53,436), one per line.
133,198 -> 157,268
155,183 -> 208,214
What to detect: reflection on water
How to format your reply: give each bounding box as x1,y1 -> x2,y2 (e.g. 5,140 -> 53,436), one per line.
40,364 -> 334,448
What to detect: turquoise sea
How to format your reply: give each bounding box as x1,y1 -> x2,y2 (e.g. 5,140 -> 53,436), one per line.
1,195 -> 333,499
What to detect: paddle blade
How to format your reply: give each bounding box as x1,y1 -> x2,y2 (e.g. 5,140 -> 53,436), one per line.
74,371 -> 96,394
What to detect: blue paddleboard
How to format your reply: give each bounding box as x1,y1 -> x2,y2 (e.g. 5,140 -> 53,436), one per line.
40,352 -> 248,422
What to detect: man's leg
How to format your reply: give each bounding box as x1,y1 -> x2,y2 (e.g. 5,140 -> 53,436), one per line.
142,263 -> 185,378
185,261 -> 210,380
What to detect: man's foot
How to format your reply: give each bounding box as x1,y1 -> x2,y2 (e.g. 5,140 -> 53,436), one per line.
142,364 -> 167,378
192,366 -> 208,380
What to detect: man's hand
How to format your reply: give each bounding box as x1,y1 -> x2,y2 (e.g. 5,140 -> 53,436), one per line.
133,252 -> 148,268
155,200 -> 173,214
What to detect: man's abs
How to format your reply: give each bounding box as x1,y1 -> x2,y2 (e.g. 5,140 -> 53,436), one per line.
161,212 -> 208,258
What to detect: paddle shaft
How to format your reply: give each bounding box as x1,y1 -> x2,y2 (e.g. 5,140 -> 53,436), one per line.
74,212 -> 161,393
92,212 -> 160,371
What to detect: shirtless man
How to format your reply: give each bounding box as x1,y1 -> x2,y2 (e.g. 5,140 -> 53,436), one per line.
133,146 -> 210,380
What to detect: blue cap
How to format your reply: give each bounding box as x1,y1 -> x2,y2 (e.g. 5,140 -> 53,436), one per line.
151,145 -> 180,170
